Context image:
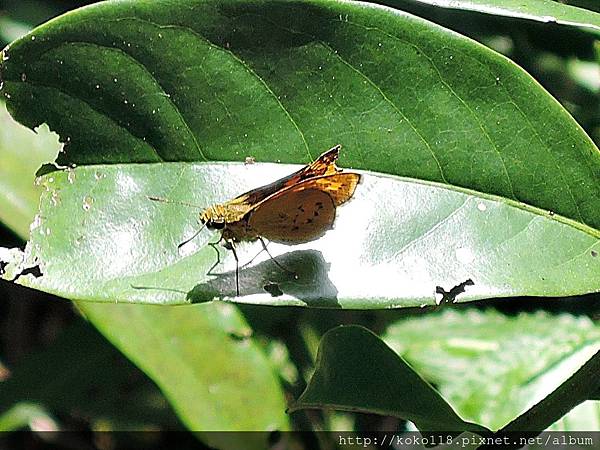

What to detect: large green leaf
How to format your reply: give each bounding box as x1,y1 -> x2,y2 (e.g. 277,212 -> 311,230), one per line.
291,325 -> 490,435
1,0 -> 599,306
384,309 -> 600,430
292,318 -> 600,438
3,163 -> 599,307
382,0 -> 600,35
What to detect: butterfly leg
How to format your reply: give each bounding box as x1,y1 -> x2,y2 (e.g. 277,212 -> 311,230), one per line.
206,237 -> 240,296
206,237 -> 224,276
258,237 -> 297,277
226,240 -> 240,297
239,237 -> 282,269
217,239 -> 240,296
240,243 -> 269,269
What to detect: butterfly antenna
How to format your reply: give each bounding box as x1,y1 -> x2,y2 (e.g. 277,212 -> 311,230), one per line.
147,196 -> 204,209
177,223 -> 206,250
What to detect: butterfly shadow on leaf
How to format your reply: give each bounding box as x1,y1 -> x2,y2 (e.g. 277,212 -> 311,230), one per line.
186,249 -> 340,307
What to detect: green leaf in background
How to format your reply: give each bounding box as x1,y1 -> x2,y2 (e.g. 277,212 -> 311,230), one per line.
292,325 -> 490,435
384,0 -> 600,35
79,302 -> 288,448
0,402 -> 56,432
383,309 -> 600,430
0,102 -> 59,237
1,0 -> 599,306
0,16 -> 31,46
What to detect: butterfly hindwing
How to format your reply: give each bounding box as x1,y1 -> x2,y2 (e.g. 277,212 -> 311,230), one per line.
305,172 -> 361,206
247,188 -> 336,244
245,172 -> 360,243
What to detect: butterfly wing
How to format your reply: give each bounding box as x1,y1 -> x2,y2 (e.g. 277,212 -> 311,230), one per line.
246,188 -> 336,244
303,172 -> 361,206
303,144 -> 341,177
224,145 -> 342,210
246,172 -> 360,244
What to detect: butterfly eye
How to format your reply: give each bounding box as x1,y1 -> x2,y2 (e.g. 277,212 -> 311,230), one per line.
208,220 -> 225,230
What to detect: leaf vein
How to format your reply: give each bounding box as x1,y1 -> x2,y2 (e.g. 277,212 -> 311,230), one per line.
152,21 -> 313,162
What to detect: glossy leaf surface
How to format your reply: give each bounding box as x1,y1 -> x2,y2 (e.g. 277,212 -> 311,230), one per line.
5,163 -> 599,307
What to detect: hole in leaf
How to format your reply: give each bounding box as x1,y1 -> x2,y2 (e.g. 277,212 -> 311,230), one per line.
435,279 -> 474,305
15,265 -> 43,280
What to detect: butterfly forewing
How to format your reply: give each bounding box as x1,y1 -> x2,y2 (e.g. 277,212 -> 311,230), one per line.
223,145 -> 341,212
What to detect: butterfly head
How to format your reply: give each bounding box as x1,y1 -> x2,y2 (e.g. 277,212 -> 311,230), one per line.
199,205 -> 227,230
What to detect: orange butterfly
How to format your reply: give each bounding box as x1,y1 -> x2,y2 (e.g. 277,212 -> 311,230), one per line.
153,145 -> 360,295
